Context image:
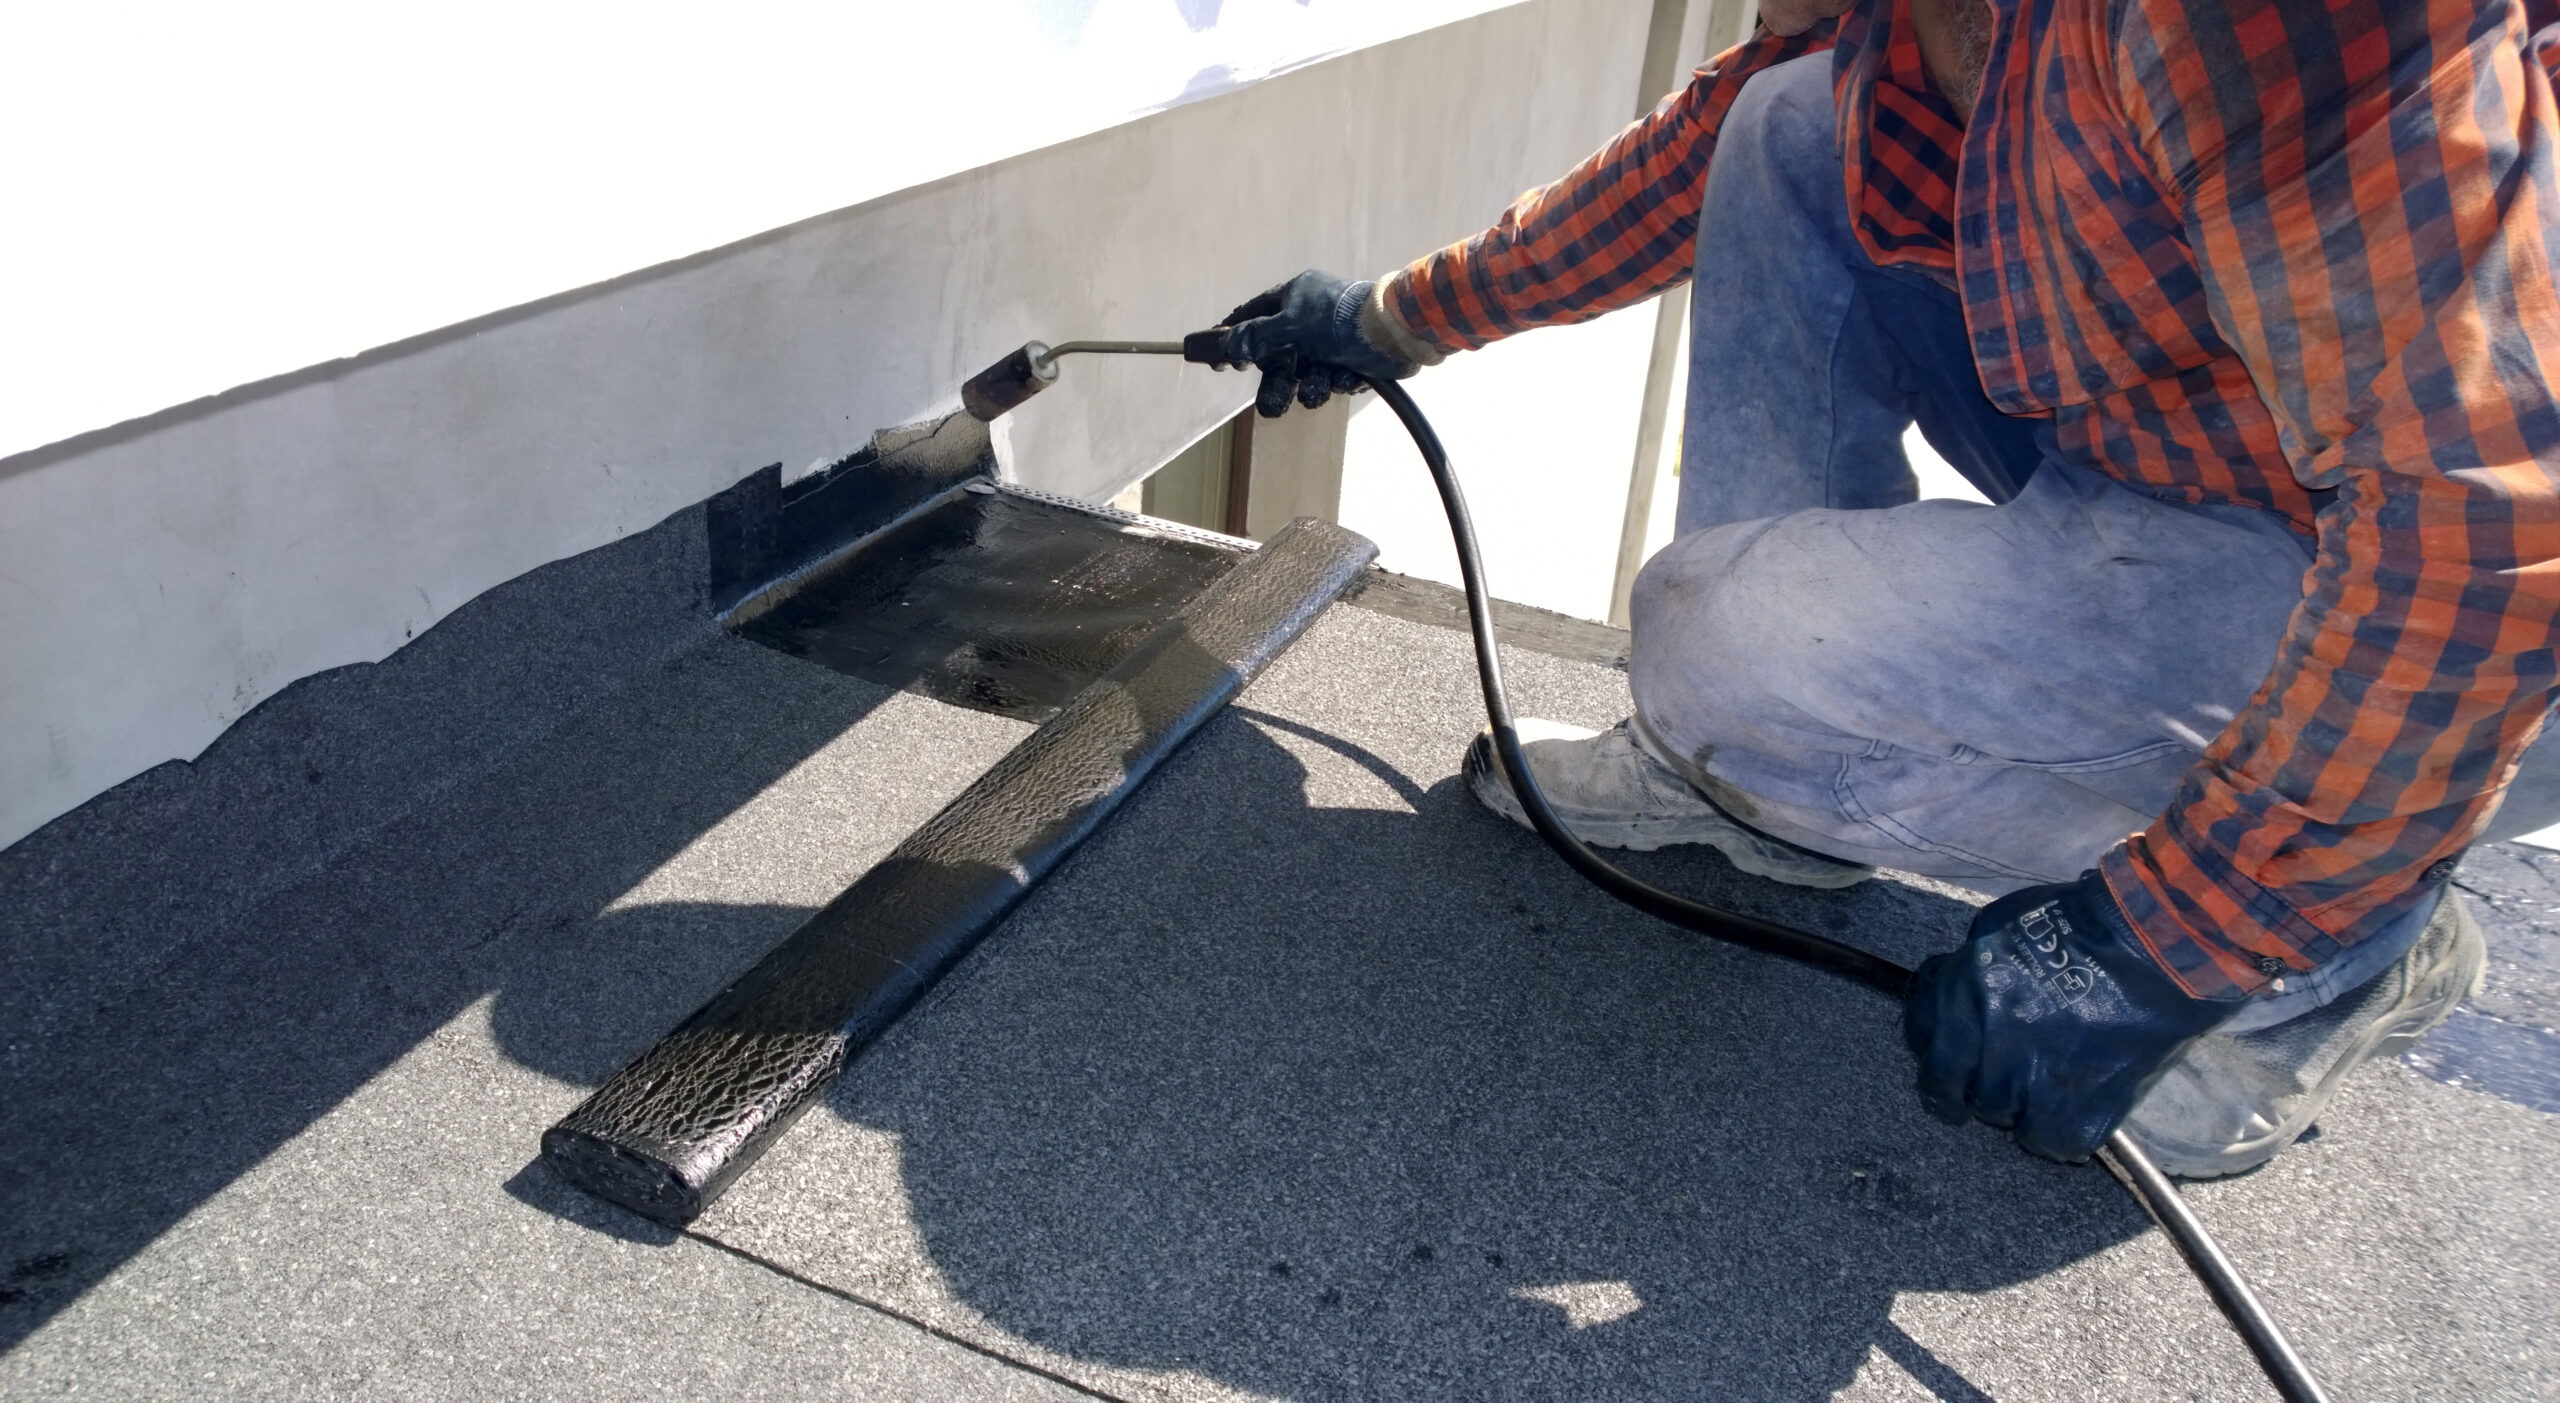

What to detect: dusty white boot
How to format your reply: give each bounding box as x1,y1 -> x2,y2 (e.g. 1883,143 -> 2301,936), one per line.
2122,889 -> 2485,1178
1463,718 -> 1875,889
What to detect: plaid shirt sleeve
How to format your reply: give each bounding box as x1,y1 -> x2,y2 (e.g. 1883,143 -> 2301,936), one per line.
2098,0 -> 2560,996
1381,25 -> 1837,353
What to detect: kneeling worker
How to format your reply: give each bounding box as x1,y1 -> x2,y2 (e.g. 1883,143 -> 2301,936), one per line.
1188,0 -> 2560,1175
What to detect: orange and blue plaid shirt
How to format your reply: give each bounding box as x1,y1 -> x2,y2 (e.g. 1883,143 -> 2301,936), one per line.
1385,0 -> 2560,998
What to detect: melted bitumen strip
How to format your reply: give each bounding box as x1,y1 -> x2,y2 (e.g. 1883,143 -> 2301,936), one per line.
544,518 -> 1378,1224
736,489 -> 1241,721
706,415 -> 997,615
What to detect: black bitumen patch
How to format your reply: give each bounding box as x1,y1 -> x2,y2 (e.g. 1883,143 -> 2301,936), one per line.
735,489 -> 1242,721
549,521 -> 1372,1223
706,416 -> 995,614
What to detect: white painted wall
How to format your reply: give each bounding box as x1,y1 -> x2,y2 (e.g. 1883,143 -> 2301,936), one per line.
0,0 -> 1526,461
1332,0 -> 1982,627
0,0 -> 1657,850
1340,300 -> 1665,622
1338,310 -> 1995,622
1337,0 -> 1716,624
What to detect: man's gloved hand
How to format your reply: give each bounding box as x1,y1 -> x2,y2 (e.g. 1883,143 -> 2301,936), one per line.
1904,871 -> 2232,1162
1184,269 -> 1416,417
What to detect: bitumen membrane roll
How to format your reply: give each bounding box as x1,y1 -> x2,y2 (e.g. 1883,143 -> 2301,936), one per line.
543,517 -> 1378,1224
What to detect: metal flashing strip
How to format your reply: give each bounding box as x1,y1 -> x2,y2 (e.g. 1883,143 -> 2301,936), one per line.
542,517 -> 1379,1225
988,480 -> 1259,554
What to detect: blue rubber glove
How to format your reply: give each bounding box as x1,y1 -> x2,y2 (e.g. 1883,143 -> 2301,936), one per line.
1904,871 -> 2232,1163
1183,270 -> 1415,417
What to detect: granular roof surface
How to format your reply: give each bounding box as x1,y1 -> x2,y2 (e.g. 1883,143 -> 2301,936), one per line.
3,499 -> 2554,1400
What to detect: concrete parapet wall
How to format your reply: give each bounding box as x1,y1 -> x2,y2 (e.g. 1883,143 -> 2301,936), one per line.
0,0 -> 1652,849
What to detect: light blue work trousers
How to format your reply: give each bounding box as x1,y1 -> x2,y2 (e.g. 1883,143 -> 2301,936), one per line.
1627,55 -> 2560,998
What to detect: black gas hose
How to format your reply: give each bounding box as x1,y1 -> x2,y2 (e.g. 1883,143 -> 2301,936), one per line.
959,337 -> 2330,1400
1363,374 -> 2332,1403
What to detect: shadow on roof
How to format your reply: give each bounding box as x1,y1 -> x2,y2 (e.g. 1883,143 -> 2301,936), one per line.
504,702 -> 2156,1400
0,497 -> 914,1348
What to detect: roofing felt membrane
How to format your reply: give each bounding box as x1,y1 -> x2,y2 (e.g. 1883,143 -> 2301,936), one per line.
2,480 -> 2555,1399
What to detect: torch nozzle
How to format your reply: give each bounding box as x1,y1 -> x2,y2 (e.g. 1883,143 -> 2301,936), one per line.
959,340 -> 1192,421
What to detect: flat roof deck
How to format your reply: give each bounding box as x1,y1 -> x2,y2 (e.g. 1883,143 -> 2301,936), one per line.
4,497 -> 2553,1400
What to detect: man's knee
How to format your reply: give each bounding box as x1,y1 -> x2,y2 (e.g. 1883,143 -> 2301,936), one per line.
1625,517 -> 1840,775
1626,516 -> 1777,676
1713,52 -> 1841,180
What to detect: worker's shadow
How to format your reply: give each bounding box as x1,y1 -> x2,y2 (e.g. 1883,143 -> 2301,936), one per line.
0,485 -> 2122,1399
0,572 -> 2141,1401
509,705 -> 2154,1401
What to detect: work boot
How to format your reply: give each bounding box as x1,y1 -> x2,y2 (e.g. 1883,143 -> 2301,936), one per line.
1463,718 -> 1875,889
2121,889 -> 2486,1179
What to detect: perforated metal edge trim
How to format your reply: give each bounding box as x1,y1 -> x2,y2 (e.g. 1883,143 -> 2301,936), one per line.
989,481 -> 1257,553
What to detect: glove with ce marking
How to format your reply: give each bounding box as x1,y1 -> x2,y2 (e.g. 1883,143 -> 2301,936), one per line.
1903,870 -> 2233,1163
1183,269 -> 1425,417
